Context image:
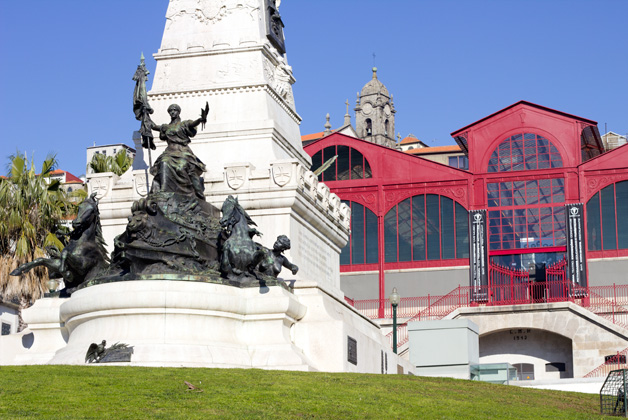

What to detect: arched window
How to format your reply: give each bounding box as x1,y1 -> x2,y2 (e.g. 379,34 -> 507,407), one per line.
311,146 -> 373,182
488,133 -> 563,172
586,180 -> 628,251
384,194 -> 469,262
366,119 -> 372,136
384,120 -> 389,136
340,201 -> 378,266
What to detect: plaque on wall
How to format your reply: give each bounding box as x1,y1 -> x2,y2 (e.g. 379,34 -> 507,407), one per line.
566,203 -> 587,288
347,336 -> 357,365
1,322 -> 10,336
265,0 -> 286,54
469,209 -> 488,300
380,350 -> 384,374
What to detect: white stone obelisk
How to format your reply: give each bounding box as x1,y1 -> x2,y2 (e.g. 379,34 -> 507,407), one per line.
146,0 -> 310,170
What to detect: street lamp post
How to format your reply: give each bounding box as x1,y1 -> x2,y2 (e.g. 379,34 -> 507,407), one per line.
389,287 -> 400,354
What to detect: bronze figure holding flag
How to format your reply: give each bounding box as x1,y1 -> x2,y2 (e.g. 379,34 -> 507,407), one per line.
132,53 -> 156,150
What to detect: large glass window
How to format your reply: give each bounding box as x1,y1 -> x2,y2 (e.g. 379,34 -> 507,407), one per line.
587,181 -> 628,252
311,146 -> 373,182
340,201 -> 378,266
488,133 -> 563,172
384,194 -> 469,263
487,178 -> 566,251
448,156 -> 469,170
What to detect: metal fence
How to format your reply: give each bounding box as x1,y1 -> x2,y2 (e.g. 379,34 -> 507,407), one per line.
347,279 -> 628,353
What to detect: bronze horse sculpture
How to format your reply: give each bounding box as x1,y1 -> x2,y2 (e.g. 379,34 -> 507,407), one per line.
10,192 -> 110,295
219,195 -> 265,279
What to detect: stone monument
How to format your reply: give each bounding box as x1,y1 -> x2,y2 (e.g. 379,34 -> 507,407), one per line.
0,0 -> 414,375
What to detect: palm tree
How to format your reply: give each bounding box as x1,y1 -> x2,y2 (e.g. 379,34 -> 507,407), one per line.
0,152 -> 74,310
88,149 -> 133,176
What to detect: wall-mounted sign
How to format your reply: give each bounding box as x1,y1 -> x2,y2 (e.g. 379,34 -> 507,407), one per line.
469,210 -> 488,299
566,203 -> 587,287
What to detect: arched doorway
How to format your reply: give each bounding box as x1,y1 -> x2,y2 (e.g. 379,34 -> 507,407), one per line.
479,328 -> 573,380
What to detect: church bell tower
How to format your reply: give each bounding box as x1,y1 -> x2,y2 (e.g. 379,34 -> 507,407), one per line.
355,68 -> 396,148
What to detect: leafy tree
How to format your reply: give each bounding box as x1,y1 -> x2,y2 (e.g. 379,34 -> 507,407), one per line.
88,149 -> 133,176
0,152 -> 74,308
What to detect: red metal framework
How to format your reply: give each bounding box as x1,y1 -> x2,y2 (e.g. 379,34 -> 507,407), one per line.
303,103 -> 628,321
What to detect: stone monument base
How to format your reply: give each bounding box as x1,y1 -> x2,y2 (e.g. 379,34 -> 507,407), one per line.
1,279 -> 415,374
50,280 -> 313,370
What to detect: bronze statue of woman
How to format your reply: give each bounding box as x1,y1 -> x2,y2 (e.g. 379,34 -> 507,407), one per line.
149,103 -> 209,200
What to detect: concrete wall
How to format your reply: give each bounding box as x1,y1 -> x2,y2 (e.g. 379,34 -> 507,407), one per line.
588,257 -> 628,287
340,266 -> 469,300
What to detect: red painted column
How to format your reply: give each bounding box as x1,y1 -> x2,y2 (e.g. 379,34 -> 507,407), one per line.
378,213 -> 385,318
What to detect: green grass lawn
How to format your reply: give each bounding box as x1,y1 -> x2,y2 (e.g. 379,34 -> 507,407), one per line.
0,366 -> 610,419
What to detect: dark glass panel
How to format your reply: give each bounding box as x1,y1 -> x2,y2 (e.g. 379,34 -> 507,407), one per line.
384,206 -> 398,262
363,157 -> 373,179
440,196 -> 455,259
526,181 -> 538,205
587,192 -> 601,251
312,151 -> 323,181
398,199 -> 412,262
426,195 -> 441,260
351,202 -> 365,264
323,146 -> 336,181
487,183 -> 499,207
455,203 -> 469,259
350,148 -> 363,179
365,207 -> 379,263
524,153 -> 537,171
537,137 -> 548,149
412,195 -> 426,261
340,200 -> 351,265
552,178 -> 565,203
336,145 -> 350,181
601,185 -> 617,250
340,243 -> 350,265
513,190 -> 526,207
617,181 -> 628,249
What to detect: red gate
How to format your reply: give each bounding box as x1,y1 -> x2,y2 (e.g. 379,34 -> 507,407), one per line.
488,261 -> 530,305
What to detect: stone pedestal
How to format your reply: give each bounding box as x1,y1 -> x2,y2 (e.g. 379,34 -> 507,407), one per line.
13,298 -> 67,364
50,280 -> 312,369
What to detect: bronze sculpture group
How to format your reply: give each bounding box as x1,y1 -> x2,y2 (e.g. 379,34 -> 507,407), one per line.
10,58 -> 298,295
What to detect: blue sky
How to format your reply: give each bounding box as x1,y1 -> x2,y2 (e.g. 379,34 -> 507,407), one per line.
1,0 -> 626,177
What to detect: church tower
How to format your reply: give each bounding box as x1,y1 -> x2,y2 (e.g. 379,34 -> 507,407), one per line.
355,68 -> 396,148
